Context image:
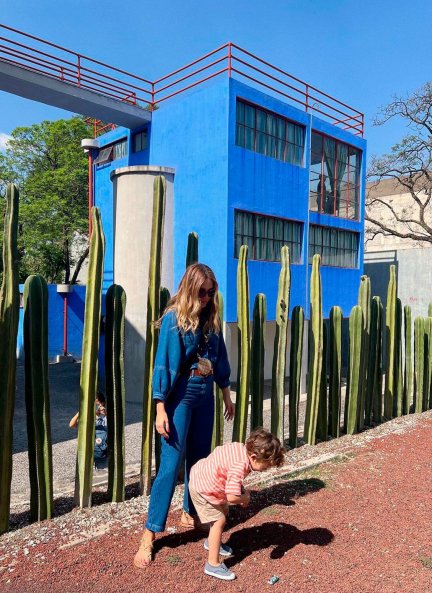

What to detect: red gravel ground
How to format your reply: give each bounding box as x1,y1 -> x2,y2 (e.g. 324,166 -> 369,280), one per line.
2,418 -> 432,593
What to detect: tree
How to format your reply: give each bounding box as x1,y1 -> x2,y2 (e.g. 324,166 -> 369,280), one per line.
366,82 -> 432,245
0,116 -> 93,283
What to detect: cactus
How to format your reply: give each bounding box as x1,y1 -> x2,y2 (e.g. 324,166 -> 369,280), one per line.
403,305 -> 413,415
370,297 -> 383,424
316,322 -> 328,442
428,303 -> 432,318
0,184 -> 20,534
424,317 -> 432,411
304,254 -> 323,445
384,265 -> 397,420
212,292 -> 225,450
155,286 -> 171,471
186,231 -> 199,267
23,275 -> 53,522
346,305 -> 363,435
75,207 -> 105,508
271,246 -> 291,441
232,245 -> 250,444
140,176 -> 166,495
357,275 -> 370,429
288,305 -> 304,449
105,284 -> 126,503
328,306 -> 342,438
394,298 -> 403,416
251,293 -> 266,431
413,317 -> 424,414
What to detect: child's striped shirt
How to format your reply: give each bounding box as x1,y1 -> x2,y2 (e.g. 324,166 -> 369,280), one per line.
190,442 -> 251,505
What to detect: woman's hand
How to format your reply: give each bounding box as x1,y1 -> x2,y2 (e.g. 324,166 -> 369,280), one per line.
222,387 -> 235,421
155,402 -> 170,439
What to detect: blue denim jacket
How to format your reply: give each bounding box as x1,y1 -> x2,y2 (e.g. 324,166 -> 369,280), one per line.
152,310 -> 231,402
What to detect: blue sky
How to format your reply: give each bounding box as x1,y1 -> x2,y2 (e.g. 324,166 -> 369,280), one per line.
0,0 -> 430,162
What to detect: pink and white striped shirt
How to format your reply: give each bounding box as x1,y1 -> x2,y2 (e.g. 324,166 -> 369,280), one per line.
190,442 -> 251,505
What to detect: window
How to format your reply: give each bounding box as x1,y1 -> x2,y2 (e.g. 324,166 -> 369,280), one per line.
94,138 -> 127,166
235,99 -> 304,166
309,131 -> 361,220
133,129 -> 148,153
308,225 -> 359,268
234,210 -> 302,263
112,138 -> 127,160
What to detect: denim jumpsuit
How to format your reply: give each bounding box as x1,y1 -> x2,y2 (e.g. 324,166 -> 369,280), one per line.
145,310 -> 231,533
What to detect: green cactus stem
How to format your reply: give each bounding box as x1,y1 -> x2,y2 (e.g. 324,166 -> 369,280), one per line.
423,317 -> 432,411
357,275 -> 370,429
0,184 -> 20,534
413,317 -> 424,414
428,303 -> 432,318
140,176 -> 166,495
328,306 -> 342,438
105,284 -> 126,503
346,305 -> 363,435
186,232 -> 199,268
251,293 -> 266,431
403,305 -> 412,415
316,322 -> 328,442
288,305 -> 304,449
75,207 -> 105,508
384,265 -> 397,420
232,245 -> 250,444
304,254 -> 323,445
212,292 -> 225,450
371,297 -> 383,424
394,298 -> 403,417
271,246 -> 291,442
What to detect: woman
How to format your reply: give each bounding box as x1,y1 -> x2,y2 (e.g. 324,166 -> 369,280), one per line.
134,263 -> 235,568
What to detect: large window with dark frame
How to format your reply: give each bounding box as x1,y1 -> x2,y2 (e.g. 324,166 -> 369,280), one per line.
94,138 -> 128,166
234,209 -> 302,263
235,99 -> 305,166
309,132 -> 361,220
133,129 -> 148,153
308,225 -> 359,268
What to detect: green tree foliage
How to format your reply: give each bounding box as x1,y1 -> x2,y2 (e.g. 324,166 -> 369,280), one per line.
0,116 -> 93,283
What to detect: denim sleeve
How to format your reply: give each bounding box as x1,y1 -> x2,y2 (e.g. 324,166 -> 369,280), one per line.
213,330 -> 231,389
152,311 -> 182,402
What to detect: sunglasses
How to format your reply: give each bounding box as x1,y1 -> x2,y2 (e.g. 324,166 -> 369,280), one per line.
198,288 -> 216,298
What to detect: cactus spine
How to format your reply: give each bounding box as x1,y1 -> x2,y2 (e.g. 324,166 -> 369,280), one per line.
271,246 -> 291,441
141,176 -> 166,495
394,298 -> 403,416
212,292 -> 225,450
105,284 -> 126,503
251,293 -> 266,431
232,245 -> 250,444
346,305 -> 363,435
357,275 -> 370,429
316,321 -> 328,441
384,265 -> 397,420
23,275 -> 53,522
403,305 -> 412,415
370,297 -> 383,424
304,254 -> 323,445
288,305 -> 304,449
328,306 -> 342,438
75,207 -> 105,508
186,231 -> 199,267
413,317 -> 424,414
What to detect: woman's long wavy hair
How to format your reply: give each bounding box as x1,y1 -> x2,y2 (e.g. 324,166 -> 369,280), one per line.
159,263 -> 220,333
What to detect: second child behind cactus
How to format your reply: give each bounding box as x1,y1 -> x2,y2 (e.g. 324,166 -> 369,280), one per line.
189,428 -> 285,581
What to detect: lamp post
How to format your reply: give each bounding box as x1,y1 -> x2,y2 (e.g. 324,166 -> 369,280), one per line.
81,138 -> 99,235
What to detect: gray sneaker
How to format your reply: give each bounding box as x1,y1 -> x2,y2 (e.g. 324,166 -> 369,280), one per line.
204,562 -> 236,581
203,539 -> 233,557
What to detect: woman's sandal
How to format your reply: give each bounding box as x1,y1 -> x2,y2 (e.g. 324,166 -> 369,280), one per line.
133,537 -> 154,569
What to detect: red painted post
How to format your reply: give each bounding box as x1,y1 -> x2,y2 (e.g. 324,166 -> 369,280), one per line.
228,43 -> 232,77
63,294 -> 68,356
305,84 -> 309,112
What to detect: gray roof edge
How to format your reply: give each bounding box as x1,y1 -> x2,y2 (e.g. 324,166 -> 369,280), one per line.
110,165 -> 175,180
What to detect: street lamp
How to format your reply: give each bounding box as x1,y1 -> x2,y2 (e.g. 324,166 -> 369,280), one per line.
81,138 -> 99,236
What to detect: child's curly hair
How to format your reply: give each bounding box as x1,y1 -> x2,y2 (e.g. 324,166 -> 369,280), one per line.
245,428 -> 285,468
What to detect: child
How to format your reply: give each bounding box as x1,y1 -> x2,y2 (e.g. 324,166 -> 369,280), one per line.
189,428 -> 285,581
69,392 -> 108,469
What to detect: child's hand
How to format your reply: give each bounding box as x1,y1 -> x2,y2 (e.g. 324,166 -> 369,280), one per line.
240,490 -> 251,507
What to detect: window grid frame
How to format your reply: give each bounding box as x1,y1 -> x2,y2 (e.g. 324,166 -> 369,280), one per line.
308,224 -> 359,269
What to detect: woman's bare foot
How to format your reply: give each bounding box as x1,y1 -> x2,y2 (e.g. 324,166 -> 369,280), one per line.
133,529 -> 155,569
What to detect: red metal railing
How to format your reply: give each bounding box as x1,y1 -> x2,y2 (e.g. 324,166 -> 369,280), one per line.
0,25 -> 364,137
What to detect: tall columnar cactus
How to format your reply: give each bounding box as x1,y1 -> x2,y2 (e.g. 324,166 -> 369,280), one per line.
105,284 -> 126,503
394,298 -> 403,417
271,246 -> 291,441
155,286 -> 171,470
251,293 -> 266,431
186,231 -> 199,268
346,305 -> 363,435
357,275 -> 371,429
232,245 -> 250,444
403,305 -> 413,415
316,322 -> 328,442
428,303 -> 432,318
23,275 -> 53,522
413,316 -> 425,414
75,207 -> 105,508
288,305 -> 304,449
304,254 -> 323,445
370,296 -> 383,424
212,292 -> 225,450
141,176 -> 166,495
0,184 -> 20,534
423,317 -> 432,411
384,265 -> 397,420
328,306 -> 342,438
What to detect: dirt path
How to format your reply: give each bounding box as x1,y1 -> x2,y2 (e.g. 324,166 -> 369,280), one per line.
2,413 -> 432,593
